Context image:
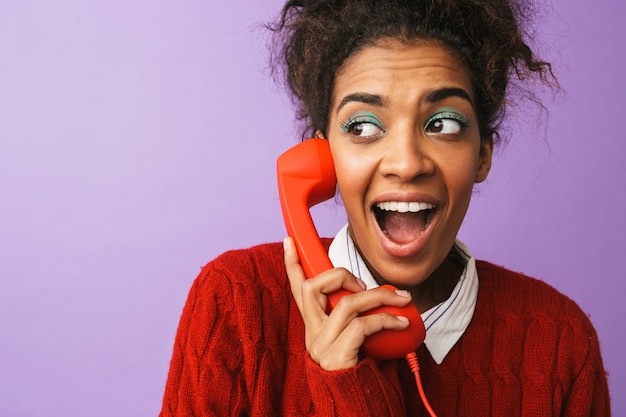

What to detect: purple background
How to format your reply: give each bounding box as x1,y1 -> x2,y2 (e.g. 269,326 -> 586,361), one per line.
0,0 -> 623,415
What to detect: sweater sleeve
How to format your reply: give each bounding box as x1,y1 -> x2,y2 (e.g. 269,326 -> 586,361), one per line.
159,263 -> 249,417
304,355 -> 408,417
561,323 -> 611,416
158,243 -> 412,416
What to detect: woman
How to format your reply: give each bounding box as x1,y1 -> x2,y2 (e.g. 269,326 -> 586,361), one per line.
160,0 -> 610,415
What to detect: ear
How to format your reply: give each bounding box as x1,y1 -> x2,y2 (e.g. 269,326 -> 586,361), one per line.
314,130 -> 326,139
474,135 -> 493,183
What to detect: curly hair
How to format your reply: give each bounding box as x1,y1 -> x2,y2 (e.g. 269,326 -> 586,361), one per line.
268,0 -> 556,142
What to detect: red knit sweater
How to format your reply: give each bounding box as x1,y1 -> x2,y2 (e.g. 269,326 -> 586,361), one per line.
159,242 -> 610,416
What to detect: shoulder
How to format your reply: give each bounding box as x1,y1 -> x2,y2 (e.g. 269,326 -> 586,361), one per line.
475,260 -> 584,311
203,238 -> 334,277
182,242 -> 296,349
476,260 -> 572,297
469,261 -> 609,408
474,260 -> 596,335
191,238 -> 333,310
193,241 -> 288,298
208,241 -> 286,276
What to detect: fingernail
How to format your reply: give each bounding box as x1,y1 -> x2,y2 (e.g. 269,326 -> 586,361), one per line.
356,278 -> 367,290
396,289 -> 411,297
397,316 -> 409,323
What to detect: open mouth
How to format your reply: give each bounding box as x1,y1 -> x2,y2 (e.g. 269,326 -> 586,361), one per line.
373,201 -> 435,244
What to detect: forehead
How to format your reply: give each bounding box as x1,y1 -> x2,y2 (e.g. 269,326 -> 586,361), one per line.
331,41 -> 474,108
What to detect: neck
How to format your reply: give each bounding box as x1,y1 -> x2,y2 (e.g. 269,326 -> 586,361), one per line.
367,247 -> 466,313
409,252 -> 465,312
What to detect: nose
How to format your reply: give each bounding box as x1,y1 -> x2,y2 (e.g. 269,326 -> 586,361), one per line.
379,131 -> 435,182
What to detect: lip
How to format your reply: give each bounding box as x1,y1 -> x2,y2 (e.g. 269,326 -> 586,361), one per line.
372,191 -> 440,206
370,192 -> 441,258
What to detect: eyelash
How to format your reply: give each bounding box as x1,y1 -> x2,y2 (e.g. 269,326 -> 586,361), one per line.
424,111 -> 471,133
339,110 -> 470,139
340,112 -> 385,137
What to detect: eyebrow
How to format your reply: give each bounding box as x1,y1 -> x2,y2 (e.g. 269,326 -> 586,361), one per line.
335,87 -> 474,114
336,93 -> 385,114
424,87 -> 474,106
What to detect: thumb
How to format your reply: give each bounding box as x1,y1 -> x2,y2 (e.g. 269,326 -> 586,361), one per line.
284,237 -> 306,311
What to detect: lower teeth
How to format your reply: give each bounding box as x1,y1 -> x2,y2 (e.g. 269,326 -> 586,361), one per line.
424,210 -> 434,229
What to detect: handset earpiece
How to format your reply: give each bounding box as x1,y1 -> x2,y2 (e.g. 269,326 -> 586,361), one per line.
277,138 -> 425,359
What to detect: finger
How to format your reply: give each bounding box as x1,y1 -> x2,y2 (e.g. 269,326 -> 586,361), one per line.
314,287 -> 412,350
283,236 -> 362,336
283,236 -> 331,349
299,266 -> 367,304
313,314 -> 410,371
283,237 -> 366,314
330,286 -> 413,321
298,267 -> 367,325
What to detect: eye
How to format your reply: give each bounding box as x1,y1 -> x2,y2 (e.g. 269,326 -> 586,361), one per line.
425,111 -> 470,135
340,111 -> 385,138
345,121 -> 384,137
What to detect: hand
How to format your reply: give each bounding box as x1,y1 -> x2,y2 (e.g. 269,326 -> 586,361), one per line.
283,237 -> 412,370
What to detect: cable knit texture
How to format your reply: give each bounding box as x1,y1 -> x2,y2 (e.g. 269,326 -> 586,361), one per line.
159,242 -> 610,416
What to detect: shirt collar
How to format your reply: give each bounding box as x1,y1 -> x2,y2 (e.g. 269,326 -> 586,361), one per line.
328,224 -> 478,364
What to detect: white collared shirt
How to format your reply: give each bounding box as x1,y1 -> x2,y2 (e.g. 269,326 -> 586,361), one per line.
328,224 -> 478,364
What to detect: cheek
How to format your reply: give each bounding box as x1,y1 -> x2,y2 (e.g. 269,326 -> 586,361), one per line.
334,157 -> 367,206
444,155 -> 481,207
330,143 -> 374,214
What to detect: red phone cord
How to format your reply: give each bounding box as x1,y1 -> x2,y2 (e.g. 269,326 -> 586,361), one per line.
405,352 -> 438,417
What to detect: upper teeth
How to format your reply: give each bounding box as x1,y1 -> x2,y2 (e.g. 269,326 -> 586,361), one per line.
376,202 -> 434,213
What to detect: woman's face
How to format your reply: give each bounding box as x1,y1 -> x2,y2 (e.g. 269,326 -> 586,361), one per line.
325,41 -> 493,287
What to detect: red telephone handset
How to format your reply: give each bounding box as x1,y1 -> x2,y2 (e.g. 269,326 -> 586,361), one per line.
277,138 -> 426,360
